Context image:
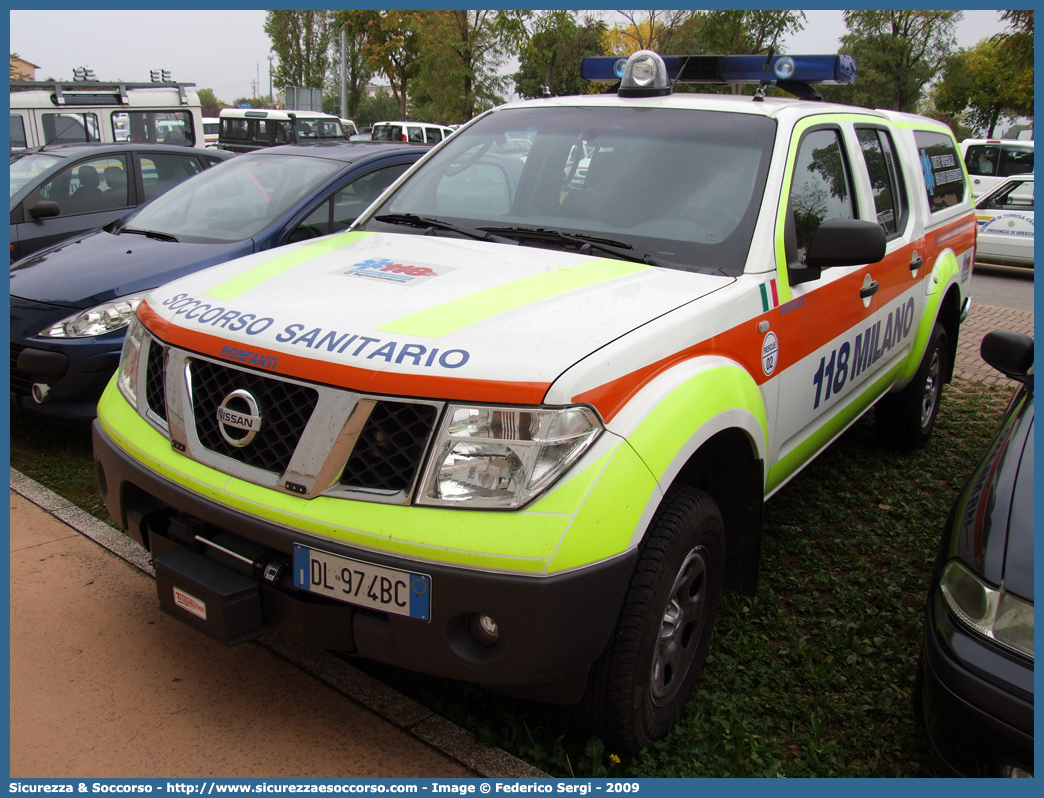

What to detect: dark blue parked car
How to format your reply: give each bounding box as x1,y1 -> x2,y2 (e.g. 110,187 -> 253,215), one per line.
918,330 -> 1034,777
11,142 -> 429,422
10,142 -> 232,262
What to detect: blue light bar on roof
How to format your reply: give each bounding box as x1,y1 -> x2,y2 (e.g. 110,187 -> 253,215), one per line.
581,54 -> 856,86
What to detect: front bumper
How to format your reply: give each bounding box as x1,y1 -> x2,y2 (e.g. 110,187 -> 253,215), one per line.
920,589 -> 1034,777
92,419 -> 637,703
10,297 -> 123,422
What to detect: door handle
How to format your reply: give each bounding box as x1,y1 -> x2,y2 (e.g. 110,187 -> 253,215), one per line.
910,250 -> 923,272
860,280 -> 880,299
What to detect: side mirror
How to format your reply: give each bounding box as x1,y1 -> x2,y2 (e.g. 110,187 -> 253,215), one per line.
980,331 -> 1034,383
28,200 -> 61,219
805,218 -> 887,269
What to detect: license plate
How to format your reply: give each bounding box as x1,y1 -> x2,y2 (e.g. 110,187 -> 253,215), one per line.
293,544 -> 431,621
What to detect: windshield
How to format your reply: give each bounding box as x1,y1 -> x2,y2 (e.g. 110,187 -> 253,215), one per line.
124,153 -> 341,242
361,105 -> 775,275
10,152 -> 62,198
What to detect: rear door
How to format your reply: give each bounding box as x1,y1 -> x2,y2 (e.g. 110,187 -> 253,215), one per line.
769,118 -> 924,483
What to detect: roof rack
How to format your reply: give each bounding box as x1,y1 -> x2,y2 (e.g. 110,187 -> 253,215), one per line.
10,80 -> 198,106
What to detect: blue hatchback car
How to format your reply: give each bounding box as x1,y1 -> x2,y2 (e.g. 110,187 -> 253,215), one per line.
11,142 -> 429,422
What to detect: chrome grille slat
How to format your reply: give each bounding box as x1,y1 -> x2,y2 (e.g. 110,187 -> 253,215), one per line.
135,339 -> 443,504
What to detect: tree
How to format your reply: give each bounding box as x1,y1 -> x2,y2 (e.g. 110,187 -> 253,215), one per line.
933,38 -> 1029,137
410,10 -> 530,123
354,91 -> 401,129
196,88 -> 224,117
343,10 -> 424,119
828,11 -> 962,112
329,13 -> 376,119
692,10 -> 806,54
264,10 -> 331,90
610,10 -> 697,53
514,11 -> 608,99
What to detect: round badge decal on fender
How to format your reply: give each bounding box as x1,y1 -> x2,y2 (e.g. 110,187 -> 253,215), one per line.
762,332 -> 779,376
216,389 -> 263,447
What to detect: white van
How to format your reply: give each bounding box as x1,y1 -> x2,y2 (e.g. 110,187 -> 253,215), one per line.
960,138 -> 1034,197
217,108 -> 348,153
371,120 -> 454,145
10,79 -> 206,153
202,117 -> 220,148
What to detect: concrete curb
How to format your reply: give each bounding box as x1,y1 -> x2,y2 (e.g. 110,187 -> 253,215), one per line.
9,467 -> 547,780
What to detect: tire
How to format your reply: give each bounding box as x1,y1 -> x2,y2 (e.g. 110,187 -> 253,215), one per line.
579,486 -> 724,753
876,321 -> 948,450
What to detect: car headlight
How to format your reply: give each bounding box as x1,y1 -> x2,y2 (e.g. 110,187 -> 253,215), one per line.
940,559 -> 1034,659
116,317 -> 145,408
38,292 -> 149,338
418,405 -> 602,509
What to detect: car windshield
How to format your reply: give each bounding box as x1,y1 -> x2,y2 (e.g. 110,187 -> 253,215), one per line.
10,152 -> 63,198
124,153 -> 341,242
362,105 -> 776,275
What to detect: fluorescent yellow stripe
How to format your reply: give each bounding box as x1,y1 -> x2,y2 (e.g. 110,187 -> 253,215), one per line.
205,231 -> 374,302
377,257 -> 649,339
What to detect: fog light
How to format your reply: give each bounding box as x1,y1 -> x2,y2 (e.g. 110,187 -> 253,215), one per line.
31,383 -> 51,404
470,613 -> 500,647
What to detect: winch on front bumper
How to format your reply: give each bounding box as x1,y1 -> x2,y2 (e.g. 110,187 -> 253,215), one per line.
92,419 -> 637,704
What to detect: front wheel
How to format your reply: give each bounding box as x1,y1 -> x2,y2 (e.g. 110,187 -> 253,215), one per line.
579,486 -> 724,753
876,321 -> 948,450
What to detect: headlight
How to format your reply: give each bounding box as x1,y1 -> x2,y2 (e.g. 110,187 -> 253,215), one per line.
940,559 -> 1034,659
38,292 -> 148,338
418,405 -> 602,509
116,317 -> 145,408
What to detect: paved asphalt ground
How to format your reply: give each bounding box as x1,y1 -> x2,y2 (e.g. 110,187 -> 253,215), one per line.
8,295 -> 1033,779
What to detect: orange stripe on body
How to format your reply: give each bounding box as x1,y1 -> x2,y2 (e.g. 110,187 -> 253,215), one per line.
137,302 -> 550,405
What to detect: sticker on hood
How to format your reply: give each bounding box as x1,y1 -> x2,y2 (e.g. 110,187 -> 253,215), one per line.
335,257 -> 452,286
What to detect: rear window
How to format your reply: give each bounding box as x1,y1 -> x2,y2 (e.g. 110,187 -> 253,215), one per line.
914,131 -> 966,213
372,125 -> 402,142
964,143 -> 1034,178
10,114 -> 28,150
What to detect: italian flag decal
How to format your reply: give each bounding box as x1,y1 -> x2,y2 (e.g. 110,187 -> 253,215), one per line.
760,279 -> 779,312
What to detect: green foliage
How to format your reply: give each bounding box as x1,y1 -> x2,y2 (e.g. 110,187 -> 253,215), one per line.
514,11 -> 608,100
195,88 -> 224,117
931,12 -> 1033,137
340,10 -> 424,119
353,91 -> 402,129
825,10 -> 962,112
265,10 -> 332,90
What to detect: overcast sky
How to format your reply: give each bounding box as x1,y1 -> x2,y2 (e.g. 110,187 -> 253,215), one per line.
11,10 -> 1011,106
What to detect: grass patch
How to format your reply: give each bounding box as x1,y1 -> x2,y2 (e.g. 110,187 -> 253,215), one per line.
9,379 -> 1015,777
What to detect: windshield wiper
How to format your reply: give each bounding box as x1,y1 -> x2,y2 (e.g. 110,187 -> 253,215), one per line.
120,228 -> 179,243
374,213 -> 501,243
477,225 -> 659,266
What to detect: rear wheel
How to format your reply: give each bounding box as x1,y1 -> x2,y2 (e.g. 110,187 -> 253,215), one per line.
876,321 -> 948,450
579,486 -> 724,753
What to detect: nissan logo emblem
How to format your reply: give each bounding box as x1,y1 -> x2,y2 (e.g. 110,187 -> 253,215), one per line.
216,389 -> 262,447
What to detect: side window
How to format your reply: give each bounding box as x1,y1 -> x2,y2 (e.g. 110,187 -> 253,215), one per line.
408,126 -> 425,144
983,179 -> 1034,211
788,128 -> 854,264
436,159 -> 513,217
857,128 -> 906,236
30,154 -> 129,216
999,146 -> 1034,178
137,152 -> 205,201
963,144 -> 998,176
42,112 -> 99,145
221,118 -> 250,141
125,111 -> 195,145
332,164 -> 411,230
425,127 -> 443,144
291,199 -> 332,242
10,114 -> 28,150
914,131 -> 965,213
